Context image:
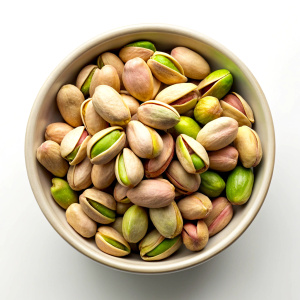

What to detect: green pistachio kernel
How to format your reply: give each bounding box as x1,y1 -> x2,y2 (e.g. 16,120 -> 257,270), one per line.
81,67 -> 97,97
102,236 -> 129,251
199,171 -> 225,198
88,199 -> 116,219
126,41 -> 156,52
66,145 -> 80,162
190,154 -> 205,170
153,55 -> 180,73
171,116 -> 201,139
118,153 -> 130,186
148,129 -> 161,157
146,236 -> 180,257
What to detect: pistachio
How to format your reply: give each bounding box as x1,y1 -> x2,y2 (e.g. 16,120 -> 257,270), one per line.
66,203 -> 97,238
91,159 -> 115,190
36,140 -> 69,177
226,165 -> 254,205
199,171 -> 226,198
127,179 -> 175,208
126,120 -> 163,159
149,201 -> 183,238
233,126 -> 262,168
176,134 -> 209,174
204,197 -> 233,236
92,85 -> 131,126
50,178 -> 78,209
169,116 -> 201,139
87,126 -> 126,165
137,100 -> 180,130
196,117 -> 238,151
120,93 -> 140,116
56,84 -> 84,127
111,217 -> 123,235
95,226 -> 131,257
182,221 -> 209,251
116,202 -> 134,215
122,205 -> 148,243
113,182 -> 131,203
177,192 -> 212,220
119,40 -> 156,62
152,76 -> 162,99
171,47 -> 210,80
76,65 -> 98,97
45,122 -> 73,145
208,146 -> 239,172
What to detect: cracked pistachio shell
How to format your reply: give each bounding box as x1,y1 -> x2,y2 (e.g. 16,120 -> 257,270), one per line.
67,156 -> 92,191
169,116 -> 201,140
199,171 -> 226,198
60,126 -> 90,165
208,146 -> 239,172
122,205 -> 148,243
56,84 -> 84,127
171,47 -> 210,80
66,203 -> 97,238
45,122 -> 73,145
137,100 -> 180,130
234,126 -> 262,168
92,85 -> 131,126
87,126 -> 126,165
76,65 -> 98,97
122,57 -> 154,102
95,226 -> 131,257
116,202 -> 134,215
150,201 -> 183,239
166,160 -> 201,194
204,197 -> 233,236
120,93 -> 140,116
196,117 -> 238,151
126,121 -> 163,159
139,229 -> 182,261
91,159 -> 115,190
197,69 -> 233,99
220,92 -> 254,127
147,51 -> 187,85
144,132 -> 175,178
178,192 -> 212,220
127,179 -> 175,208
182,221 -> 209,251
79,188 -> 116,224
176,134 -> 209,174
115,148 -> 144,188
113,182 -> 131,203
36,140 -> 69,177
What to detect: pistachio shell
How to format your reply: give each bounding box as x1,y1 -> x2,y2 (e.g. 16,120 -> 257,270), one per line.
113,182 -> 131,203
182,221 -> 209,251
120,93 -> 140,115
91,159 -> 116,190
208,146 -> 239,172
119,41 -> 155,62
152,76 -> 162,99
111,217 -> 123,235
116,202 -> 134,215
76,65 -> 97,96
169,116 -> 201,140
199,171 -> 226,198
45,122 -> 73,145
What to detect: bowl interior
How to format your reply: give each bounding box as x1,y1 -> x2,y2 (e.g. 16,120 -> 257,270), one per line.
25,25 -> 275,274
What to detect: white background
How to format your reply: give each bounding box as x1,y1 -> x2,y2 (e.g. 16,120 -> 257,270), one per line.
1,0 -> 299,299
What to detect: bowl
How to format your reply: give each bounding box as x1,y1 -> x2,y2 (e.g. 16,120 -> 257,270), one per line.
25,24 -> 275,274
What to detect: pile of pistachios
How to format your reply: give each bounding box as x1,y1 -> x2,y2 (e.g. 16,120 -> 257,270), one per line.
36,40 -> 262,261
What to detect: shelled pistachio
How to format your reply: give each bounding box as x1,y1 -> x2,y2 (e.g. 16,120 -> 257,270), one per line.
199,171 -> 226,198
169,116 -> 201,139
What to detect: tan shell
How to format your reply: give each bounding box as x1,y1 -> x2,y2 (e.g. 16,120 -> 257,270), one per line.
113,182 -> 131,203
119,46 -> 154,63
45,122 -> 73,145
120,93 -> 140,115
91,159 -> 116,190
76,65 -> 97,90
116,202 -> 134,215
208,146 -> 239,172
152,76 -> 162,99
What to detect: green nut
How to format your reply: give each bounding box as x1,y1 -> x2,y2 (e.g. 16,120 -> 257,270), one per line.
50,178 -> 78,209
125,41 -> 156,52
75,65 -> 97,98
226,165 -> 254,205
152,55 -> 180,72
199,171 -> 225,198
169,116 -> 201,139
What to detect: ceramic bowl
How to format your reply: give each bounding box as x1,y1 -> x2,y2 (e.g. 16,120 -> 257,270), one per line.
25,24 -> 275,274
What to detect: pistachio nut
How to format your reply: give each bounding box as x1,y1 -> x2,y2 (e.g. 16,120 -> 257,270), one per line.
119,40 -> 156,63
197,69 -> 233,99
79,188 -> 116,224
147,51 -> 187,85
91,159 -> 115,190
126,120 -> 163,159
45,122 -> 73,145
36,140 -> 69,177
67,156 -> 92,191
56,84 -> 84,127
169,116 -> 201,139
144,132 -> 175,178
177,192 -> 212,220
122,205 -> 148,243
92,85 -> 131,126
196,117 -> 238,151
137,100 -> 180,130
60,126 -> 91,165
220,92 -> 254,127
182,221 -> 209,251
199,171 -> 226,198
194,96 -> 223,125
139,229 -> 182,261
176,134 -> 209,174
155,83 -> 198,114
166,160 -> 201,194
233,126 -> 262,168
122,57 -> 154,102
149,201 -> 183,239
113,182 -> 131,203
120,93 -> 140,116
87,126 -> 126,165
116,202 -> 134,215
171,47 -> 210,80
50,178 -> 78,209
226,165 -> 254,205
66,203 -> 97,238
126,179 -> 175,208
111,217 -> 123,235
95,226 -> 131,257
75,65 -> 98,97
204,197 -> 233,236
208,146 -> 239,172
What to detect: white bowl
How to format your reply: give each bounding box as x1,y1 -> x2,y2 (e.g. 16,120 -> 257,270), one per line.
25,24 -> 275,274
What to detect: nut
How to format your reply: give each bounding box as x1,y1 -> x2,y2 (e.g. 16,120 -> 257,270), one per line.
45,122 -> 73,145
182,221 -> 209,251
208,146 -> 239,172
91,159 -> 116,190
76,65 -> 98,97
119,40 -> 156,62
169,116 -> 201,139
199,170 -> 226,198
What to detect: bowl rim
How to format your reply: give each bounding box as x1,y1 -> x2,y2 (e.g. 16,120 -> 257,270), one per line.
25,23 -> 275,274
